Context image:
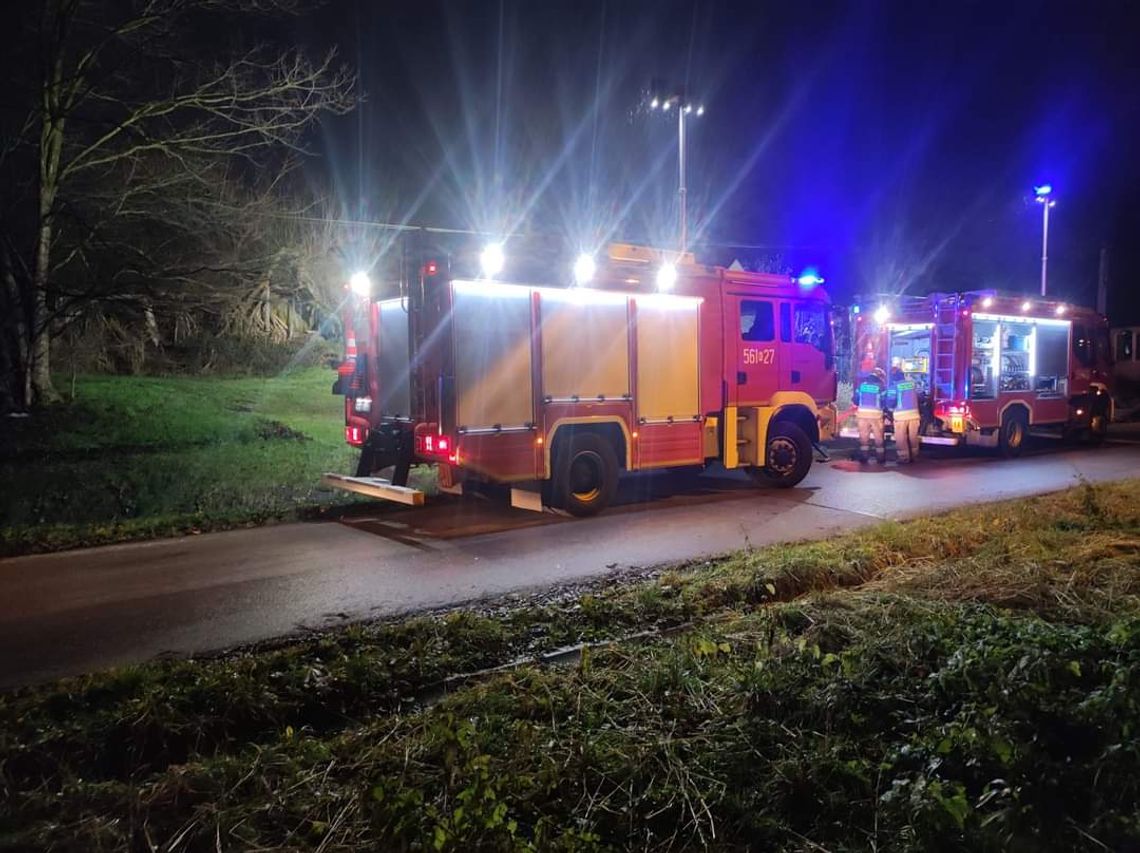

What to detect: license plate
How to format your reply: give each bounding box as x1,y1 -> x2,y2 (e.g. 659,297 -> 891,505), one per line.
950,416 -> 964,433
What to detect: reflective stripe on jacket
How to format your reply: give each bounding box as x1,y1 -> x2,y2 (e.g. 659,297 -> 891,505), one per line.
855,382 -> 883,418
892,379 -> 919,419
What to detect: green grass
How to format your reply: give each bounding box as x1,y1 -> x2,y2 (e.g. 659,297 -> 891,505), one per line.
0,367 -> 365,554
2,482 -> 1139,850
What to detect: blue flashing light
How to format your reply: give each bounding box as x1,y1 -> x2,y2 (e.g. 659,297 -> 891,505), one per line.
797,269 -> 825,287
852,305 -> 860,315
1034,183 -> 1053,198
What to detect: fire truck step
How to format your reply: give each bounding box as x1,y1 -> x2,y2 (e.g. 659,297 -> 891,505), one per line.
320,473 -> 425,506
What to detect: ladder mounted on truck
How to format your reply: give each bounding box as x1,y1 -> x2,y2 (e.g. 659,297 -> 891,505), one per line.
931,294 -> 960,399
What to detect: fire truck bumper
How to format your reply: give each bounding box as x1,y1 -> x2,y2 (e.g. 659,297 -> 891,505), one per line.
320,473 -> 425,506
919,435 -> 962,446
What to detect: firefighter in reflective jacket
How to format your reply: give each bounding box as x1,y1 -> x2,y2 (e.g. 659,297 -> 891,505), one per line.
889,366 -> 921,464
854,369 -> 887,464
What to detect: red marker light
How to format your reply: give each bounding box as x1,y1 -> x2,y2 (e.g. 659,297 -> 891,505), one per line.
437,436 -> 450,452
424,260 -> 439,276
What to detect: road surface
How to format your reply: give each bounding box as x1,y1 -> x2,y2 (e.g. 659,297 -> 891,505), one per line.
2,440 -> 1139,688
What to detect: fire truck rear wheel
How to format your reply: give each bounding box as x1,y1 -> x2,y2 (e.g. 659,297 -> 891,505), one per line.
552,433 -> 619,517
758,421 -> 813,488
999,409 -> 1028,458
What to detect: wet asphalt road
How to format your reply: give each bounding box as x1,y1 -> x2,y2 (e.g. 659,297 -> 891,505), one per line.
2,438 -> 1139,688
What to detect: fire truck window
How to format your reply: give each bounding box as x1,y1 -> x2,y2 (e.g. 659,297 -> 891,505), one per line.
1073,324 -> 1094,368
1034,323 -> 1069,396
779,303 -> 791,342
970,319 -> 998,399
740,300 -> 774,342
1117,330 -> 1134,363
794,303 -> 829,353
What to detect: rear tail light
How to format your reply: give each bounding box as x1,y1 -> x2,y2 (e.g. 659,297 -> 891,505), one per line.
346,425 -> 367,446
415,433 -> 455,459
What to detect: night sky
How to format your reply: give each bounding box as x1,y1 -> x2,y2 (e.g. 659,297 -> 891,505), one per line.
306,1 -> 1140,319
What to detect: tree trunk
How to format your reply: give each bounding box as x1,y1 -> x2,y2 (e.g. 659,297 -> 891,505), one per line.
0,241 -> 30,411
31,218 -> 59,404
31,43 -> 67,406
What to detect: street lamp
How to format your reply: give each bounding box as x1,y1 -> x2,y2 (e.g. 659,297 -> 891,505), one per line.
1034,184 -> 1056,297
649,89 -> 704,253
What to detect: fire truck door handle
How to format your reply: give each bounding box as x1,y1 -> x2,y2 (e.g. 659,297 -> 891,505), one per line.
791,370 -> 801,383
737,371 -> 747,385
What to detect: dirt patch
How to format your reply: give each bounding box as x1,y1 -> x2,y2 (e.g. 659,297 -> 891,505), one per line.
254,419 -> 310,442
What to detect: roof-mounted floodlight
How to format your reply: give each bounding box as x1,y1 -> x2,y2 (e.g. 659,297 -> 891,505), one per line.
573,253 -> 596,286
349,271 -> 372,297
480,242 -> 505,278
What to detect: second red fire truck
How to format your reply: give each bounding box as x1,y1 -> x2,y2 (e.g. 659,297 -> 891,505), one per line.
327,240 -> 838,515
845,291 -> 1113,455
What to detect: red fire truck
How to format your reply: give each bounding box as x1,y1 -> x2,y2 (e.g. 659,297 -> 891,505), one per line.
844,291 -> 1113,455
325,241 -> 838,515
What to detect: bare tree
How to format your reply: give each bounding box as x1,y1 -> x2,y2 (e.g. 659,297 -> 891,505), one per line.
0,0 -> 354,407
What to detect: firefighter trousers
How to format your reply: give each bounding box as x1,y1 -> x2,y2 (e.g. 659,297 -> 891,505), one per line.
894,416 -> 920,463
857,416 -> 884,460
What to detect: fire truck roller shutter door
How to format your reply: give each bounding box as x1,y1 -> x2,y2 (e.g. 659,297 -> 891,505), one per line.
377,299 -> 412,418
452,283 -> 535,431
539,288 -> 630,400
634,295 -> 701,421
634,294 -> 704,468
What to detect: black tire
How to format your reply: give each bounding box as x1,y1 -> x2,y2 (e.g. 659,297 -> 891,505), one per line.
999,409 -> 1028,458
758,421 -> 813,488
551,432 -> 619,517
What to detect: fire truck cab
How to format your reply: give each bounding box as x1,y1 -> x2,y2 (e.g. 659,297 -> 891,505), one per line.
326,240 -> 838,515
846,292 -> 1112,455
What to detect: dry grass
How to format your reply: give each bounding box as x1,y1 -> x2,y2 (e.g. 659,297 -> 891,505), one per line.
860,483 -> 1140,620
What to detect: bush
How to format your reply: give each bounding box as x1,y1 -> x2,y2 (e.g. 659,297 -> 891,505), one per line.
55,331 -> 341,378
159,333 -> 340,376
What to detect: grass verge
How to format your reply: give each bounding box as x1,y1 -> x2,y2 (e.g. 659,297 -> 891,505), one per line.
0,368 -> 426,555
1,481 -> 1139,850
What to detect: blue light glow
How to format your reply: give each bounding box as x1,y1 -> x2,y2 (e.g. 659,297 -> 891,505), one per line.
797,269 -> 825,287
1034,184 -> 1053,197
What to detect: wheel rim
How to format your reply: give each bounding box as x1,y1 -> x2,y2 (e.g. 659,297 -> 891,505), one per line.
767,437 -> 798,476
569,451 -> 603,502
1006,419 -> 1023,448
